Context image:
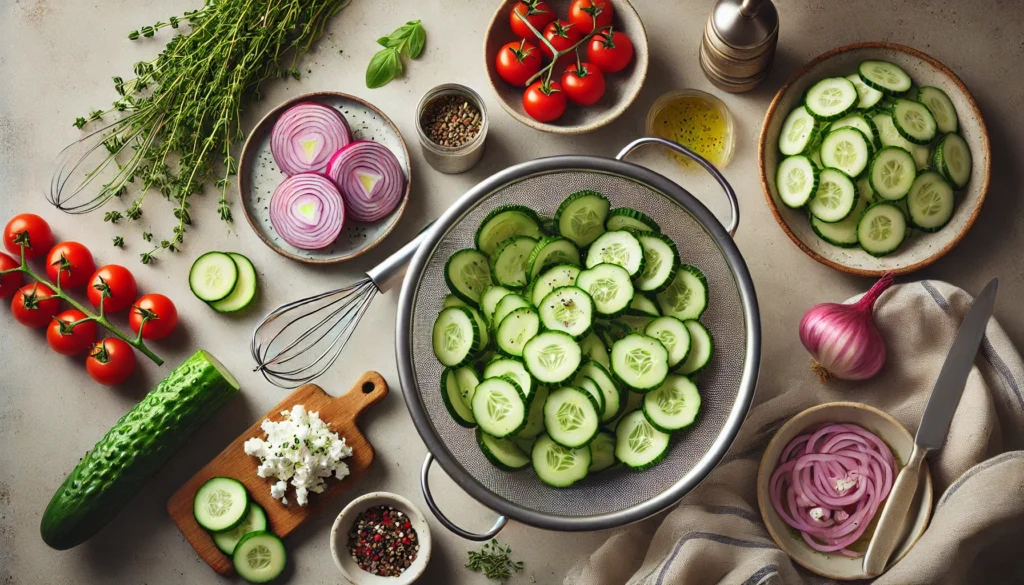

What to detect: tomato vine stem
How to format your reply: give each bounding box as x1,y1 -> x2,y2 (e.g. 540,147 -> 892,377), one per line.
513,11 -> 611,87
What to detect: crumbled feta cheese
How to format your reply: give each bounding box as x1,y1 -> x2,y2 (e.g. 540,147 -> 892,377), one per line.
809,507 -> 825,521
834,474 -> 858,494
244,404 -> 353,506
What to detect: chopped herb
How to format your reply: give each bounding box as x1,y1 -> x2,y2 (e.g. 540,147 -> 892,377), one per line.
112,236 -> 125,248
466,539 -> 524,581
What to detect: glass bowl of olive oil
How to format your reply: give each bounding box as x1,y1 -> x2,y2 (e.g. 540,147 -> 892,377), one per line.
646,89 -> 736,171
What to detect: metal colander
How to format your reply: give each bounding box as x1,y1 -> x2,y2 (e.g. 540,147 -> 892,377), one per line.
396,138 -> 761,539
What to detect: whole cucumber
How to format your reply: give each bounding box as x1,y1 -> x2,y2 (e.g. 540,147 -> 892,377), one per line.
40,350 -> 240,550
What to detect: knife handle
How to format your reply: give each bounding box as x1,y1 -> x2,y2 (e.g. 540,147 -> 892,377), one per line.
863,444 -> 926,576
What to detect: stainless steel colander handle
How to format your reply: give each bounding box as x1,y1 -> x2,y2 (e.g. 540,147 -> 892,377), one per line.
615,137 -> 740,236
421,453 -> 508,541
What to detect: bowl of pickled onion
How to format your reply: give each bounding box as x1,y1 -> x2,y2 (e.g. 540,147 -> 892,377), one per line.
756,402 -> 932,580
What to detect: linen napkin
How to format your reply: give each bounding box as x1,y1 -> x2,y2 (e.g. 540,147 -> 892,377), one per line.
565,280 -> 1024,585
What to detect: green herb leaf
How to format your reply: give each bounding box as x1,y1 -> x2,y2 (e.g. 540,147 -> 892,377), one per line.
365,47 -> 402,89
406,22 -> 426,59
112,236 -> 124,248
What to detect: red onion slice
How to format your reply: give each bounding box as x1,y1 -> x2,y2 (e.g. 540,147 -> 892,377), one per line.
269,173 -> 345,250
326,140 -> 405,223
271,102 -> 352,176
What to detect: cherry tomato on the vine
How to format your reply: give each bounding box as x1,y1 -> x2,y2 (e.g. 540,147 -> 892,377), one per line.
86,338 -> 136,386
11,282 -> 61,328
561,62 -> 607,106
3,214 -> 54,260
46,241 -> 96,289
541,20 -> 583,65
568,0 -> 614,34
523,80 -> 568,123
587,30 -> 634,73
0,252 -> 23,299
496,40 -> 543,87
46,309 -> 98,356
87,265 -> 138,313
129,293 -> 178,341
510,0 -> 556,39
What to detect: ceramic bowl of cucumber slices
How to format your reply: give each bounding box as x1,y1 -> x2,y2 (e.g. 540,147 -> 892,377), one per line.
759,42 -> 990,276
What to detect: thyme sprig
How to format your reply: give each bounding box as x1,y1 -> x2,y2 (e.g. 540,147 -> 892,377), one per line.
466,539 -> 524,581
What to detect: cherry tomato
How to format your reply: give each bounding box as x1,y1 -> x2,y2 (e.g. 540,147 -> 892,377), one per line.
569,0 -> 614,34
541,20 -> 583,65
11,282 -> 61,328
561,62 -> 607,106
587,30 -> 634,73
3,214 -> 54,260
0,252 -> 23,299
495,40 -> 543,87
86,338 -> 136,386
129,293 -> 178,340
510,1 -> 556,39
87,265 -> 138,313
46,309 -> 98,356
46,241 -> 96,289
523,81 -> 568,123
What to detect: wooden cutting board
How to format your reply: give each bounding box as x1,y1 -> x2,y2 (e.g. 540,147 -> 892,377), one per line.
167,371 -> 388,576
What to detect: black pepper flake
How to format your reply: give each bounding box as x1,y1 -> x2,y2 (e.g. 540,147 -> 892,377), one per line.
347,505 -> 419,577
420,95 -> 482,149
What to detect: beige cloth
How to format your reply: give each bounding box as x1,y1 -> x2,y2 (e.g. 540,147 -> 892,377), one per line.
566,280 -> 1024,585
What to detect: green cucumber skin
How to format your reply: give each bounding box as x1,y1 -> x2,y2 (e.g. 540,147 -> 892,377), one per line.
40,351 -> 239,550
476,429 -> 530,471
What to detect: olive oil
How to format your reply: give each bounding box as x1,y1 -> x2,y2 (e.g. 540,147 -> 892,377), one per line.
649,91 -> 734,169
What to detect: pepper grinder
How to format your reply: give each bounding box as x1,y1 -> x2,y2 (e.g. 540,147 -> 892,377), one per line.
699,0 -> 779,93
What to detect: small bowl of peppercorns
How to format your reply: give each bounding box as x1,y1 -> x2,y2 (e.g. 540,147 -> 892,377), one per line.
331,492 -> 432,584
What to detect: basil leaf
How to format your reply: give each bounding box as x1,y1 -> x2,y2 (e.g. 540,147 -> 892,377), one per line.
406,22 -> 426,59
365,47 -> 402,89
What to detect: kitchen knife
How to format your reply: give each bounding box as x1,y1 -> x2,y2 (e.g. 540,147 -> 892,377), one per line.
863,278 -> 998,577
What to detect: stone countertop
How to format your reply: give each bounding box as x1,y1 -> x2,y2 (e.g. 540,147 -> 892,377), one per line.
2,0 -> 1021,583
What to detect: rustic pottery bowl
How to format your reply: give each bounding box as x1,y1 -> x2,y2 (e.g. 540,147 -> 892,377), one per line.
756,402 -> 933,580
483,0 -> 649,134
330,492 -> 432,585
758,42 -> 991,276
239,92 -> 411,265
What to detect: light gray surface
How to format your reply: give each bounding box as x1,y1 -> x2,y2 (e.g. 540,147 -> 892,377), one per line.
1,1 -> 1021,584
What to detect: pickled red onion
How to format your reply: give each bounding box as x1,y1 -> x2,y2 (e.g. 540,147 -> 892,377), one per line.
326,140 -> 405,222
271,102 -> 352,175
269,173 -> 345,250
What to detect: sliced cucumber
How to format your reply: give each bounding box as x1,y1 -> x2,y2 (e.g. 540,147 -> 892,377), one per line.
495,307 -> 540,357
585,230 -> 645,277
907,170 -> 955,232
193,477 -> 249,533
441,367 -> 476,427
489,236 -> 537,290
610,333 -> 669,392
627,294 -> 660,317
857,201 -> 907,257
576,359 -> 623,423
454,365 -> 481,410
605,207 -> 661,233
820,127 -> 871,177
580,332 -> 610,369
776,155 -> 820,208
576,377 -> 607,417
932,133 -> 972,189
588,430 -> 617,472
442,294 -> 469,309
531,433 -> 590,488
213,502 -> 267,555
643,375 -> 701,433
233,531 -> 287,584
804,77 -> 858,121
857,176 -> 876,204
478,428 -> 530,471
811,193 -> 868,248
516,384 -> 549,439
892,99 -> 937,144
677,320 -> 714,376
809,168 -> 858,223
475,205 -> 543,255
538,286 -> 594,340
615,410 -> 670,471
526,236 -> 581,282
190,252 -> 239,302
445,248 -> 491,306
644,316 -> 692,370
432,307 -> 480,367
209,253 -> 257,313
655,265 -> 708,321
633,232 -> 679,293
480,285 -> 513,325
544,386 -> 600,449
468,306 -> 491,354
576,263 -> 634,317
530,264 -> 581,306
471,376 -> 527,438
492,294 -> 531,331
778,105 -> 819,155
484,357 -> 533,398
846,72 -> 884,110
555,190 -> 610,247
858,60 -> 913,95
830,113 -> 877,148
917,86 -> 958,133
618,315 -> 654,332
522,331 -> 582,385
869,146 -> 917,201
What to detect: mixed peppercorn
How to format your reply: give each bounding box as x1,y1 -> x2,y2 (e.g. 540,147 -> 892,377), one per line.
419,95 -> 483,148
347,505 -> 419,576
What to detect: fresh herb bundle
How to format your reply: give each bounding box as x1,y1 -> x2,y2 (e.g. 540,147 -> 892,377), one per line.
49,0 -> 350,262
466,539 -> 524,581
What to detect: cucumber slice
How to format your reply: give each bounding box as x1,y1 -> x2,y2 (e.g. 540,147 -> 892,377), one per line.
810,148 -> 823,169
212,502 -> 267,555
633,232 -> 680,293
857,176 -> 876,204
193,477 -> 250,533
809,168 -> 858,223
857,201 -> 907,257
644,316 -> 692,370
846,73 -> 884,110
538,286 -> 594,339
189,252 -> 239,302
776,155 -> 820,208
580,332 -> 610,369
477,428 -> 530,471
489,236 -> 537,290
233,531 -> 287,584
618,315 -> 655,332
869,146 -> 917,201
605,207 -> 661,233
615,410 -> 670,471
811,193 -> 868,248
445,248 -> 491,307
677,320 -> 714,376
454,365 -> 481,410
588,431 -> 617,472
917,86 -> 958,133
480,285 -> 513,325
522,331 -> 582,385
577,376 -> 608,418
585,230 -> 645,277
530,264 -> 581,306
655,265 -> 708,321
495,307 -> 540,357
643,375 -> 701,433
555,190 -> 610,247
778,105 -> 819,155
483,357 -> 534,399
526,236 -> 581,282
471,376 -> 527,438
432,307 -> 480,367
907,170 -> 955,232
820,127 -> 871,177
576,359 -> 624,423
576,263 -> 634,317
441,368 -> 476,427
475,205 -> 544,255
804,77 -> 858,121
830,113 -> 877,149
892,99 -> 937,144
932,133 -> 972,189
209,253 -> 258,313
627,294 -> 660,317
544,386 -> 600,449
492,294 -> 531,331
468,306 -> 490,354
610,333 -> 669,392
858,60 -> 912,95
516,385 -> 549,439
531,433 -> 590,488
442,294 -> 469,309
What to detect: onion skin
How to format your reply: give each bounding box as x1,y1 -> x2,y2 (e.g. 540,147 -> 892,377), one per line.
269,173 -> 345,250
326,140 -> 405,222
271,102 -> 352,176
799,273 -> 894,382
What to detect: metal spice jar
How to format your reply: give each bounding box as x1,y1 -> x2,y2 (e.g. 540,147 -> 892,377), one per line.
415,84 -> 488,174
347,505 -> 420,577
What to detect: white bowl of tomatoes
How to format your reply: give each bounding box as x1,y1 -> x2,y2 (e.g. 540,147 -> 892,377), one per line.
484,0 -> 649,133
